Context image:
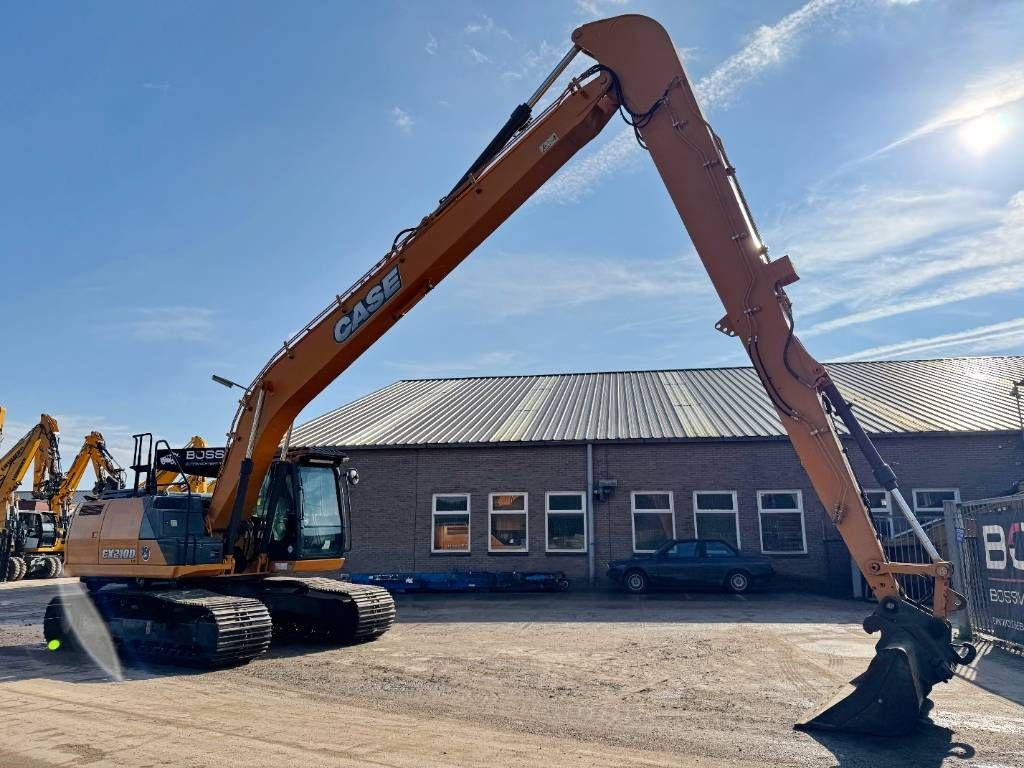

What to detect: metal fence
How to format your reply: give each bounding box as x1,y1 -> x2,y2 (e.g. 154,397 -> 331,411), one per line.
944,494 -> 1024,650
869,510 -> 947,603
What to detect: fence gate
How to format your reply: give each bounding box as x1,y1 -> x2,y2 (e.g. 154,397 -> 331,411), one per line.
944,494 -> 1024,650
866,502 -> 948,604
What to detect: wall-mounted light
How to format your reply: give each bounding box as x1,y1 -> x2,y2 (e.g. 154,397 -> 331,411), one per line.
593,478 -> 618,503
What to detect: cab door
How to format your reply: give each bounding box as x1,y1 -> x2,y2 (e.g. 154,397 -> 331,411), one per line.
66,502 -> 105,565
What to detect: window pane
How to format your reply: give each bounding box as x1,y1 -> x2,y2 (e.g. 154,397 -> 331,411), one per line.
760,511 -> 804,552
864,491 -> 887,511
760,492 -> 798,510
634,512 -> 673,551
435,495 -> 468,512
695,512 -> 739,548
695,492 -> 735,511
492,494 -> 525,511
433,513 -> 469,551
548,493 -> 584,511
548,512 -> 585,551
666,541 -> 698,558
705,541 -> 737,558
914,490 -> 956,511
490,512 -> 527,549
299,466 -> 341,527
634,493 -> 671,511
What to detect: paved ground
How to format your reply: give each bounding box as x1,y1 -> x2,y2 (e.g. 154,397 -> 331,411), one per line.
1,579 -> 1022,768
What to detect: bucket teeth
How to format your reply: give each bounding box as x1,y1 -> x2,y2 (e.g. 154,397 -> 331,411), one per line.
796,598 -> 965,737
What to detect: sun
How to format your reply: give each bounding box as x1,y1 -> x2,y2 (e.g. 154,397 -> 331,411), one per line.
958,112 -> 1010,156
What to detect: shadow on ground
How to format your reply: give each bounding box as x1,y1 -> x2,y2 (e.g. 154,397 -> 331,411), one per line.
389,590 -> 875,623
0,634 -> 361,685
803,723 -> 974,768
955,639 -> 1024,708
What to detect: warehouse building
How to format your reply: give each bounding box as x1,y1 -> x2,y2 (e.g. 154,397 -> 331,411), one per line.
291,356 -> 1024,594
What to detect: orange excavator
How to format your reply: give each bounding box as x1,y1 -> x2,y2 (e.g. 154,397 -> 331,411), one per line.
45,14 -> 973,735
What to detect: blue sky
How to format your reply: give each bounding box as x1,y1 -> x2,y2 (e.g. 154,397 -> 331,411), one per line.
2,0 -> 1023,470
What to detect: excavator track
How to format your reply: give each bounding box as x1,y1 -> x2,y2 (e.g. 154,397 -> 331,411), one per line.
44,588 -> 272,667
248,577 -> 396,643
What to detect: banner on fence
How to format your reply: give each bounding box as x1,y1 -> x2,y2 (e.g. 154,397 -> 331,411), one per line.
976,509 -> 1024,646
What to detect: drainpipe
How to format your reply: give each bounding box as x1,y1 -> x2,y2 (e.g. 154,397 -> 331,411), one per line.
587,442 -> 595,587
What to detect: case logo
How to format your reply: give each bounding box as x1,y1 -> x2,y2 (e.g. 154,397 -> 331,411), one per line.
141,546 -> 151,562
334,266 -> 402,343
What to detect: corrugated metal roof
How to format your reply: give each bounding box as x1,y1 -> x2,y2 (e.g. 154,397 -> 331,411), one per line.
292,356 -> 1024,448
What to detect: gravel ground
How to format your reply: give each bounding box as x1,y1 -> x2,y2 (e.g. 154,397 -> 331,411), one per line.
1,579 -> 1022,768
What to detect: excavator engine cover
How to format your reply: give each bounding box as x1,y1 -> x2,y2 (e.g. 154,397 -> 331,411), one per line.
797,597 -> 973,736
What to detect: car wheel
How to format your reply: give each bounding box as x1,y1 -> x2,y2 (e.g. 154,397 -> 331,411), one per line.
726,570 -> 750,594
624,569 -> 648,594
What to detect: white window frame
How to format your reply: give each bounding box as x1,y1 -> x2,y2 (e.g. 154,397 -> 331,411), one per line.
630,491 -> 676,554
545,491 -> 587,553
692,490 -> 740,548
912,488 -> 960,516
757,489 -> 807,555
864,488 -> 894,538
488,492 -> 529,553
431,493 -> 471,554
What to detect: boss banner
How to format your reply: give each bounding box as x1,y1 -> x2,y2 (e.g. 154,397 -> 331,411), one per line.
975,504 -> 1024,647
154,446 -> 226,478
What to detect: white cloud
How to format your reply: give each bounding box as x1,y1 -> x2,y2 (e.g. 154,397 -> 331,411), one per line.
786,189 -> 1024,337
831,318 -> 1024,362
866,60 -> 1024,159
466,46 -> 492,65
391,106 -> 414,134
500,40 -> 568,85
768,186 -> 998,315
695,0 -> 846,109
465,14 -> 514,41
453,252 -> 708,318
2,413 -> 140,489
425,33 -> 438,55
575,0 -> 630,21
537,0 -> 853,203
384,350 -> 520,378
128,306 -> 214,343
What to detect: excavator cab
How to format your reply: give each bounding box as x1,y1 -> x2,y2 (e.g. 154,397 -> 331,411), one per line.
18,508 -> 58,551
242,452 -> 355,571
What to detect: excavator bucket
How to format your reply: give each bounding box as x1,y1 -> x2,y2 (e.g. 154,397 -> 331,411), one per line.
796,597 -> 973,736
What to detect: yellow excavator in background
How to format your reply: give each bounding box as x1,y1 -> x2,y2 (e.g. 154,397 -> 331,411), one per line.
0,412 -> 62,581
154,435 -> 215,493
50,431 -> 126,520
45,13 -> 975,736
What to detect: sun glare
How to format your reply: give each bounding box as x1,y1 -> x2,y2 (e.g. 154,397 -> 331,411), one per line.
958,112 -> 1010,156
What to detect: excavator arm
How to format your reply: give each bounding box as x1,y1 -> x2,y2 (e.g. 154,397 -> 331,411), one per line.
51,431 -> 125,520
0,414 -> 60,528
207,14 -> 971,734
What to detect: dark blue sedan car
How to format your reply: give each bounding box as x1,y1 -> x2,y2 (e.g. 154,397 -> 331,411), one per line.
607,539 -> 774,594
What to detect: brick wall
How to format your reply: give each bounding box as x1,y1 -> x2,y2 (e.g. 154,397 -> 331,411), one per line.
342,432 -> 1024,592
